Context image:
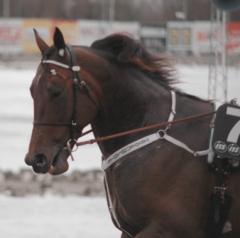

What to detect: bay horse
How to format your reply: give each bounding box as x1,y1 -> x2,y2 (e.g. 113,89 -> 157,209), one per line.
25,28 -> 240,238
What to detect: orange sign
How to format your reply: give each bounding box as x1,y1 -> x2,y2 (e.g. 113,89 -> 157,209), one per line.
227,22 -> 240,53
22,19 -> 52,53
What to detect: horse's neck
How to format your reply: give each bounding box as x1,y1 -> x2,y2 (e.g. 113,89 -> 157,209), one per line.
91,76 -> 173,156
91,65 -> 213,157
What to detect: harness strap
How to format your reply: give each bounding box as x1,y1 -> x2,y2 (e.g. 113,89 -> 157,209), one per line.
104,171 -> 134,237
163,133 -> 210,157
168,90 -> 176,123
42,59 -> 72,69
102,130 -> 210,170
102,132 -> 161,170
102,90 -> 210,170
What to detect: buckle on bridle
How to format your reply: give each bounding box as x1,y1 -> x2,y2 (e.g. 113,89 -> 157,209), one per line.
72,66 -> 81,72
71,121 -> 77,127
66,138 -> 78,161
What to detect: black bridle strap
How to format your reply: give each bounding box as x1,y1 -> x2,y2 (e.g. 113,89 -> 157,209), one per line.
34,45 -> 96,138
34,122 -> 75,127
35,45 -> 82,134
33,45 -> 97,160
66,45 -> 81,140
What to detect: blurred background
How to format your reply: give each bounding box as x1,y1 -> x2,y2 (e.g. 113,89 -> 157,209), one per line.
0,0 -> 240,237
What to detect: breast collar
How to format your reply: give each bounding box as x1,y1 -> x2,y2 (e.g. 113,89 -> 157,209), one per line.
102,90 -> 211,170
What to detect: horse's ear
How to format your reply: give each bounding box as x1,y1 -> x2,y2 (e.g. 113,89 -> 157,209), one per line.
91,34 -> 141,62
53,27 -> 66,50
33,29 -> 49,55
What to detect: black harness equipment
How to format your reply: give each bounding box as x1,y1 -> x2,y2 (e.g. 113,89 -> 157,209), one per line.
33,45 -> 97,160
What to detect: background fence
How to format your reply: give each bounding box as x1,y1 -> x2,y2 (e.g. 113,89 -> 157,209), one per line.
0,19 -> 140,54
0,18 -> 240,55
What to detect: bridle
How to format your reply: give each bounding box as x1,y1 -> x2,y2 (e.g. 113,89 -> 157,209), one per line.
33,45 -> 96,159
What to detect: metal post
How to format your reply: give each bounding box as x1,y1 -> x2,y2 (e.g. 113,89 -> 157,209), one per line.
3,0 -> 10,18
222,11 -> 228,101
109,0 -> 115,30
208,4 -> 228,103
101,0 -> 107,20
183,0 -> 188,20
109,0 -> 115,23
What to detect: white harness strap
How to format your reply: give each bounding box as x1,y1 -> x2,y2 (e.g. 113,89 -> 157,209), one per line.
103,171 -> 133,237
163,133 -> 210,156
168,90 -> 176,123
102,90 -> 210,170
42,59 -> 81,72
102,130 -> 210,170
102,133 -> 161,170
42,60 -> 70,69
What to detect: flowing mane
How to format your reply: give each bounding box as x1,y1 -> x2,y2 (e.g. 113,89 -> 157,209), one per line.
91,34 -> 176,87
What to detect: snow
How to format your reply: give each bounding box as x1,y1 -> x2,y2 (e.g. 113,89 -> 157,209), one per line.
0,195 -> 120,238
0,64 -> 240,238
0,65 -> 240,172
178,64 -> 240,101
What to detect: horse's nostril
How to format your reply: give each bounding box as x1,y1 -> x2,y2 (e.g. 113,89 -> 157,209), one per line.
24,153 -> 32,166
32,153 -> 49,173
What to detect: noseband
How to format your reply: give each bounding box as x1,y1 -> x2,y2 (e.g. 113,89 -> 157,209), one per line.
33,45 -> 96,159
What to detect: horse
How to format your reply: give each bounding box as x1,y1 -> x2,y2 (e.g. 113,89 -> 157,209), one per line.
25,27 -> 240,238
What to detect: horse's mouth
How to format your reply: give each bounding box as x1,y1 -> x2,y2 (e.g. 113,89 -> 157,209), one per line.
27,138 -> 80,175
48,149 -> 69,175
49,137 -> 80,175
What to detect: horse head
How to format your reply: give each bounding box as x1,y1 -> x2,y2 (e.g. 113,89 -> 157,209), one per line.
25,28 -> 174,175
25,28 -> 101,175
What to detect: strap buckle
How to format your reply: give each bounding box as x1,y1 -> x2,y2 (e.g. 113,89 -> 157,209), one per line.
66,139 -> 78,161
158,129 -> 167,139
71,121 -> 77,127
72,66 -> 81,72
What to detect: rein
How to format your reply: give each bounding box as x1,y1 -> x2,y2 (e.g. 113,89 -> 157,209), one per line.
76,111 -> 215,147
33,45 -> 216,164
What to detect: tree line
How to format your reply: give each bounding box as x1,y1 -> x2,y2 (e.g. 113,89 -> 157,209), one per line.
0,0 -> 239,25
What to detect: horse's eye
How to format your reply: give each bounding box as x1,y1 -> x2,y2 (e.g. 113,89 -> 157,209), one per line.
47,84 -> 63,97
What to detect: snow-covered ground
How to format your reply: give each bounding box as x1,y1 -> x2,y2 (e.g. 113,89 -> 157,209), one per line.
1,64 -> 240,172
0,195 -> 120,238
0,64 -> 240,238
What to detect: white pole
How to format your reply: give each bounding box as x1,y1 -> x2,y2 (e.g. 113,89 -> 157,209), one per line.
109,0 -> 115,26
222,11 -> 228,102
3,0 -> 10,18
208,6 -> 228,104
183,0 -> 188,20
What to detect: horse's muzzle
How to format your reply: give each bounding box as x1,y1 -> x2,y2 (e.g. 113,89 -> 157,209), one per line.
24,153 -> 32,166
32,153 -> 50,173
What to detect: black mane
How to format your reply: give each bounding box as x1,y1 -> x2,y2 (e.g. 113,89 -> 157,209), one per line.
91,34 -> 176,87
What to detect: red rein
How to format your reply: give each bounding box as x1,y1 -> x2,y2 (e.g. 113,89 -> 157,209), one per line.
77,111 -> 215,147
